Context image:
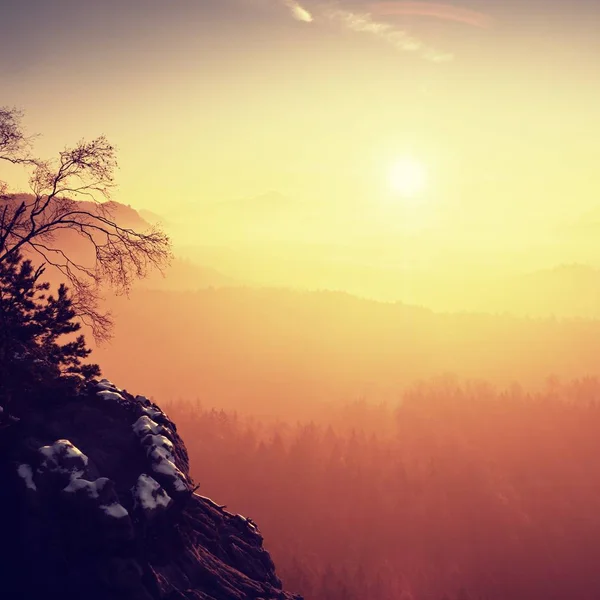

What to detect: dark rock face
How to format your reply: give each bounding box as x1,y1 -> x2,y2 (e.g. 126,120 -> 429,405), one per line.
0,380 -> 302,600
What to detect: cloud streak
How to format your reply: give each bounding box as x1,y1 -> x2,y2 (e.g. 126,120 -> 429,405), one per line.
371,2 -> 492,28
323,7 -> 454,62
283,0 -> 314,21
269,0 -> 456,62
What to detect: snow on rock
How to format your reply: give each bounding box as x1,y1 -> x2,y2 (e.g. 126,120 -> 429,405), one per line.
17,464 -> 37,491
147,445 -> 175,463
141,405 -> 164,421
100,502 -> 129,519
94,378 -> 122,392
132,415 -> 187,495
131,410 -> 187,495
38,439 -> 89,478
135,394 -> 152,406
132,474 -> 173,518
148,449 -> 188,494
1,384 -> 301,600
96,389 -> 125,402
63,477 -> 112,499
132,415 -> 168,438
141,434 -> 175,457
61,475 -> 134,540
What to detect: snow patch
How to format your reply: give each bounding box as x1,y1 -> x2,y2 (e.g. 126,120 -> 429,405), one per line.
132,474 -> 173,512
132,415 -> 164,437
17,464 -> 37,491
63,477 -> 111,499
100,503 -> 129,519
141,405 -> 164,420
147,445 -> 175,463
141,434 -> 174,456
38,440 -> 89,478
133,415 -> 186,494
35,439 -> 132,528
142,435 -> 175,463
96,390 -> 125,402
94,378 -> 121,392
149,452 -> 188,493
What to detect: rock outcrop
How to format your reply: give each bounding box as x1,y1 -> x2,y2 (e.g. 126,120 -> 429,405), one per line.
0,379 -> 302,600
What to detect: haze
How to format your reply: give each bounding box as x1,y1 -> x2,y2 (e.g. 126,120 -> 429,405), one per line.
5,1 -> 600,599
3,0 -> 600,314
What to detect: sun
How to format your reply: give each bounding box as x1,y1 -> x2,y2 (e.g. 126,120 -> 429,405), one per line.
388,157 -> 427,198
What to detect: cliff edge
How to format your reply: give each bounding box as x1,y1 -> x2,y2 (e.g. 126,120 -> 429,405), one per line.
0,379 -> 302,600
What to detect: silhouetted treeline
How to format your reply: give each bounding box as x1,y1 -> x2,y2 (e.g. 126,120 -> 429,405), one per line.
165,376 -> 600,600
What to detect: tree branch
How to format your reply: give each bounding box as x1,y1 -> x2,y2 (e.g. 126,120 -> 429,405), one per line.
0,108 -> 172,341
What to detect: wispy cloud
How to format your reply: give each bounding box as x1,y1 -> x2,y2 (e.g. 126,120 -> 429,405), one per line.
283,0 -> 314,21
323,7 -> 454,62
268,0 -> 462,62
371,2 -> 492,28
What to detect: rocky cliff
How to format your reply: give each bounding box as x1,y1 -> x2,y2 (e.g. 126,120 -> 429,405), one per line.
0,379 -> 302,600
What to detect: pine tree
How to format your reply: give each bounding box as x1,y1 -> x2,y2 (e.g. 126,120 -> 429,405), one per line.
0,251 -> 100,411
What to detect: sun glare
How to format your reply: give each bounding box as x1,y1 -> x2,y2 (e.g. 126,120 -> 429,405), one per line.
388,158 -> 427,198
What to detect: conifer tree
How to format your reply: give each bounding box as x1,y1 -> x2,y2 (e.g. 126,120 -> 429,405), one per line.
0,251 -> 99,411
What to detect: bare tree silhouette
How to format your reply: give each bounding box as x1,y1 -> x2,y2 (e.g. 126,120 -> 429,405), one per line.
0,107 -> 172,341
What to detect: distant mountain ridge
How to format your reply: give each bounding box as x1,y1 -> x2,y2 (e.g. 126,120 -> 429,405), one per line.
1,194 -> 235,291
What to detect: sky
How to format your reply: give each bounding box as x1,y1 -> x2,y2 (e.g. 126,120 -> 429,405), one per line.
1,0 -> 600,254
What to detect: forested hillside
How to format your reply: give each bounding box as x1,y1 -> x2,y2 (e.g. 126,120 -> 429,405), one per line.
166,377 -> 600,600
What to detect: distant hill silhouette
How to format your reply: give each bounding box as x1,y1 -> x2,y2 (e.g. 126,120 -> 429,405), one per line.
142,257 -> 235,291
170,240 -> 600,318
1,195 -> 234,291
503,264 -> 600,318
92,286 -> 600,417
138,208 -> 170,227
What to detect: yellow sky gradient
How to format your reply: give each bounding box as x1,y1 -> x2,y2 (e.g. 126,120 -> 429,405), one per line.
2,0 -> 600,300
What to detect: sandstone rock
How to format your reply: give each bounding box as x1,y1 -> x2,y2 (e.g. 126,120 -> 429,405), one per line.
0,383 -> 302,600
